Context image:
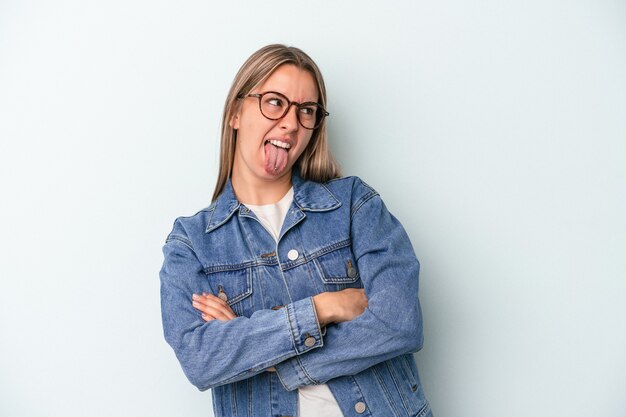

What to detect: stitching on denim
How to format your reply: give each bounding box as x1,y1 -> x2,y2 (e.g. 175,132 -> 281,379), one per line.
280,238 -> 351,271
400,354 -> 419,388
386,360 -> 412,415
308,296 -> 324,351
348,376 -> 371,416
416,401 -> 431,417
204,259 -> 275,273
284,302 -> 319,386
313,248 -> 361,284
166,234 -> 194,252
206,203 -> 240,233
279,307 -> 295,356
219,268 -> 253,306
274,358 -> 308,391
308,238 -> 351,258
285,303 -> 299,354
298,182 -> 341,212
268,371 -> 274,411
230,380 -> 238,417
351,190 -> 379,219
217,349 -> 293,387
247,378 -> 253,417
294,354 -> 321,385
373,365 -> 403,417
206,211 -> 238,233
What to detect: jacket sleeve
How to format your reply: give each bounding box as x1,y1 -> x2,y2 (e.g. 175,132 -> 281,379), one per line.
160,222 -> 325,391
274,187 -> 424,391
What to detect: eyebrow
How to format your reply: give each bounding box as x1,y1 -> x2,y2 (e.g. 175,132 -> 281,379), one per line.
256,90 -> 320,104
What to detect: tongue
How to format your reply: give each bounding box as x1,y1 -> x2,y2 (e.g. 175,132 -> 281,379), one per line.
264,142 -> 289,175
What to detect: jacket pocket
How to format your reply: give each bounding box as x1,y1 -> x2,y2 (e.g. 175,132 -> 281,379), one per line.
206,267 -> 253,317
313,244 -> 362,291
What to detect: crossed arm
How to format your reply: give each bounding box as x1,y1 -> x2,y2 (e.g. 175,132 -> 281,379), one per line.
191,288 -> 368,326
191,288 -> 369,372
161,191 -> 422,391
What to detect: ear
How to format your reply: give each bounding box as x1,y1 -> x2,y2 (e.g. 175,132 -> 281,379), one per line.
229,110 -> 240,130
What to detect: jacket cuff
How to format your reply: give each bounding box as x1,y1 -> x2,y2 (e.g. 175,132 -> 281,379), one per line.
285,296 -> 324,354
274,297 -> 323,390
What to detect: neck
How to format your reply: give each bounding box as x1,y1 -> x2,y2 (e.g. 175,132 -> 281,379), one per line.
231,170 -> 293,205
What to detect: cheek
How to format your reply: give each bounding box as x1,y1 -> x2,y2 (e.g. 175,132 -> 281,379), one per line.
239,109 -> 274,137
293,134 -> 314,159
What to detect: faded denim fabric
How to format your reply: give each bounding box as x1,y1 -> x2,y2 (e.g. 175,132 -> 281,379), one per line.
160,174 -> 433,417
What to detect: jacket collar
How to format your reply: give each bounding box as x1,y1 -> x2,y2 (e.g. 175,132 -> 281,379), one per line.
205,172 -> 341,233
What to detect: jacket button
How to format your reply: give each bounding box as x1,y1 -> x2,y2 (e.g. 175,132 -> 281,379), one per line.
217,285 -> 228,302
354,401 -> 366,414
287,249 -> 299,261
304,336 -> 316,347
347,266 -> 358,278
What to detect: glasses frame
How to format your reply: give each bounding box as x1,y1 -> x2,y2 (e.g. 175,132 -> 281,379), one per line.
238,91 -> 329,130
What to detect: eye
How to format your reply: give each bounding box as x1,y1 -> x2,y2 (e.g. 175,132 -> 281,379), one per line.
299,105 -> 317,117
265,97 -> 285,107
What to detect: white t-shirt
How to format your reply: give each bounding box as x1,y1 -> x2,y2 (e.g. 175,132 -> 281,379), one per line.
245,188 -> 344,417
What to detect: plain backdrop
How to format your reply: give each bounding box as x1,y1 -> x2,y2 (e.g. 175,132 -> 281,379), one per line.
1,1 -> 625,416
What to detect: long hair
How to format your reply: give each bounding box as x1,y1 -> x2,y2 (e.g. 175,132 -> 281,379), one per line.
212,44 -> 341,201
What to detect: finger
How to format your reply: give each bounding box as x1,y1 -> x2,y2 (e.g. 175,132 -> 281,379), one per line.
201,313 -> 217,322
193,294 -> 237,319
202,304 -> 236,321
196,292 -> 234,311
192,298 -> 237,321
201,294 -> 237,317
192,293 -> 227,308
203,293 -> 236,311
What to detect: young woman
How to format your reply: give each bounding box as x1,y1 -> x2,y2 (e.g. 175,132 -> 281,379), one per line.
160,44 -> 432,417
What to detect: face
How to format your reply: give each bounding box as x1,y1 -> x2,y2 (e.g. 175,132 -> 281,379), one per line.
229,64 -> 318,185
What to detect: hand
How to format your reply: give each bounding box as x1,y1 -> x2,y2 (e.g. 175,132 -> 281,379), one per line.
191,293 -> 237,322
313,288 -> 368,326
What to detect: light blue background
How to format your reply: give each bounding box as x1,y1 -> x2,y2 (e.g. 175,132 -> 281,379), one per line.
1,1 -> 625,416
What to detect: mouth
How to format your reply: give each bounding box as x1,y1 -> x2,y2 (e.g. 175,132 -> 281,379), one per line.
265,139 -> 292,151
263,139 -> 291,175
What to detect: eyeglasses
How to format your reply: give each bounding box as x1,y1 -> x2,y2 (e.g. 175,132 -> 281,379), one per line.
238,91 -> 329,130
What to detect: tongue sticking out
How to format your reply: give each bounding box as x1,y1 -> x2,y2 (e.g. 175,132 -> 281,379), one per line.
264,142 -> 289,175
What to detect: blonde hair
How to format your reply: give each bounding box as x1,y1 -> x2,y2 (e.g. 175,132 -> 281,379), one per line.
212,44 -> 341,201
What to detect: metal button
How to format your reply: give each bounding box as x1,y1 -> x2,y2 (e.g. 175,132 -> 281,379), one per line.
304,336 -> 316,347
354,401 -> 366,414
217,285 -> 228,302
287,249 -> 299,261
347,260 -> 357,278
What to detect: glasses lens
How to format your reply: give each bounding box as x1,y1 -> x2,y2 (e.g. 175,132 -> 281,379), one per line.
297,103 -> 322,129
259,92 -> 289,120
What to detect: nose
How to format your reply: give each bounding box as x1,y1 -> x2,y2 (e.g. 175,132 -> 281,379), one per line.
279,103 -> 300,131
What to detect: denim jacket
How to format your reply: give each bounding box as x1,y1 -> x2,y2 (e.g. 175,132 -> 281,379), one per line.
160,174 -> 432,417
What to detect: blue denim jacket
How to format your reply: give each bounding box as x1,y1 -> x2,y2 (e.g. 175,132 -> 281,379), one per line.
160,174 -> 432,417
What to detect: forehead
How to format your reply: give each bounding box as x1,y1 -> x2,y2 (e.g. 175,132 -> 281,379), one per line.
258,64 -> 318,102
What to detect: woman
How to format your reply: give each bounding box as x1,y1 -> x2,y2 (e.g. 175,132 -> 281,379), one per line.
160,44 -> 432,417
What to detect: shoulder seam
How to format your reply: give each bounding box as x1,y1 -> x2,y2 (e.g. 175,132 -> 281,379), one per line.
166,234 -> 195,252
350,189 -> 379,218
